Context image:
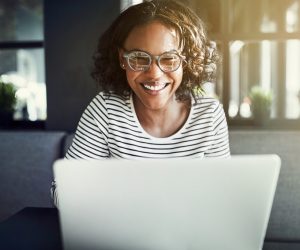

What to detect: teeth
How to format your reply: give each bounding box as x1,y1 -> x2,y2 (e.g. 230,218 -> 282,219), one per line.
143,83 -> 166,91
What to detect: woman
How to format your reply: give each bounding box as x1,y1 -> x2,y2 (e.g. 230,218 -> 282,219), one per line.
65,0 -> 230,160
51,0 -> 230,206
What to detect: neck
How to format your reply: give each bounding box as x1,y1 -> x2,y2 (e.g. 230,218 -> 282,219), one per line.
133,95 -> 190,138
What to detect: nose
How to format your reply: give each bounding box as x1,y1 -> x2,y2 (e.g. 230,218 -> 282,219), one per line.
145,59 -> 164,78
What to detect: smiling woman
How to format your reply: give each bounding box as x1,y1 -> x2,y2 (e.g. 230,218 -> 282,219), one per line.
51,0 -> 231,206
64,0 -> 230,159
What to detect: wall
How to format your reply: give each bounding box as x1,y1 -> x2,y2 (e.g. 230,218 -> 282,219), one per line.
44,0 -> 120,132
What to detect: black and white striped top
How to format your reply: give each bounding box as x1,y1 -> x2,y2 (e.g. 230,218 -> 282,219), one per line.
65,92 -> 230,159
52,92 -> 230,206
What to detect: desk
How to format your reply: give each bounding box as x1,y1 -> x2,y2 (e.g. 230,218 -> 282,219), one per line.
0,207 -> 62,250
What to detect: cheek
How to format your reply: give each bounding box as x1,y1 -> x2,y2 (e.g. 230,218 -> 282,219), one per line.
125,70 -> 137,86
173,68 -> 183,84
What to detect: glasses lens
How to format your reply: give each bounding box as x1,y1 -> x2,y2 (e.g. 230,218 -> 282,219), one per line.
127,51 -> 150,71
159,53 -> 181,72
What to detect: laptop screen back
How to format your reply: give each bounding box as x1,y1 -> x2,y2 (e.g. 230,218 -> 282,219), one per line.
54,155 -> 280,250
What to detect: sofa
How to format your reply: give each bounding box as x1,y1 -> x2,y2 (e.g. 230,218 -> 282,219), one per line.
0,130 -> 299,250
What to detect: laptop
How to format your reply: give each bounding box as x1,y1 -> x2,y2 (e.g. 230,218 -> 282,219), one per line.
53,155 -> 281,250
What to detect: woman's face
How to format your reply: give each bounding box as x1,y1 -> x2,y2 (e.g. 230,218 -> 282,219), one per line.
119,21 -> 183,111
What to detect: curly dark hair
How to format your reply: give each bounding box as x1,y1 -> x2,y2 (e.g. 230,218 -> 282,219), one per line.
91,0 -> 219,101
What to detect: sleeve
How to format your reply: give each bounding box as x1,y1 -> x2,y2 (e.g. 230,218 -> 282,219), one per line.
51,93 -> 110,207
66,94 -> 110,159
204,102 -> 231,158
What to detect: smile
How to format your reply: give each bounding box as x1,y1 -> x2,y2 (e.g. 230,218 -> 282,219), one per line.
141,83 -> 169,91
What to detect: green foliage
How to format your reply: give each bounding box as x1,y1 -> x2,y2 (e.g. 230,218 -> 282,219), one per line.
249,86 -> 272,118
0,78 -> 17,112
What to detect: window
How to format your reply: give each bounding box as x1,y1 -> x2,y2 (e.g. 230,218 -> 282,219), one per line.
0,0 -> 45,124
189,0 -> 300,128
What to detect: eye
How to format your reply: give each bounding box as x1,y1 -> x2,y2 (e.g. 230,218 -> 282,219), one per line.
129,52 -> 150,66
161,53 -> 179,61
160,53 -> 181,67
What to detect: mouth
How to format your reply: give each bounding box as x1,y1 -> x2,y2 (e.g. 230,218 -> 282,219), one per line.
141,82 -> 169,92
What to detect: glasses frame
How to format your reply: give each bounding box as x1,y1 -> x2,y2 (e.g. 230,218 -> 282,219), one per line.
122,49 -> 186,73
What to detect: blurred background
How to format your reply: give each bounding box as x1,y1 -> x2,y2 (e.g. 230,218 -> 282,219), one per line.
1,0 -> 300,131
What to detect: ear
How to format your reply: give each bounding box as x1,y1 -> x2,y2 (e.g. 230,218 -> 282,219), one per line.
118,48 -> 126,69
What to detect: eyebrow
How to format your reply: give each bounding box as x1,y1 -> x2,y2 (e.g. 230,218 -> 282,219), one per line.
124,48 -> 180,55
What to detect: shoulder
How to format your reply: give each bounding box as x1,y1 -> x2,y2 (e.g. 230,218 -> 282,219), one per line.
88,92 -> 131,110
84,91 -> 134,124
192,95 -> 222,113
189,96 -> 226,126
91,91 -> 128,104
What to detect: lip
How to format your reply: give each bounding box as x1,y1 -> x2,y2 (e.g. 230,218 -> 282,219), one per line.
140,81 -> 169,94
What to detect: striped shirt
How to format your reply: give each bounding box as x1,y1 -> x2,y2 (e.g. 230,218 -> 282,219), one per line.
65,92 -> 230,159
52,92 -> 230,206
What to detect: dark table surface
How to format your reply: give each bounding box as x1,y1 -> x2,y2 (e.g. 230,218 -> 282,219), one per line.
0,207 -> 62,250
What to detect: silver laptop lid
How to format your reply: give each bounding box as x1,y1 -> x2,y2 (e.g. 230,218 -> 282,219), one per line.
54,155 -> 280,250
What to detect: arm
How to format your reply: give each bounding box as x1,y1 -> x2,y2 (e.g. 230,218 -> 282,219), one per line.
66,94 -> 110,159
52,93 -> 110,207
204,103 -> 230,158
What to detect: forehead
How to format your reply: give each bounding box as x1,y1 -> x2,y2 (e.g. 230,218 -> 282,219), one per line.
124,21 -> 180,54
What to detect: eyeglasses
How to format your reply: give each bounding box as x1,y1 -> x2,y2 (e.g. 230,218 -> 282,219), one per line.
122,50 -> 186,73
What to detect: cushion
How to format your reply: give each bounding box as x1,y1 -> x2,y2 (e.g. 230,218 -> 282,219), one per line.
0,131 -> 66,221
